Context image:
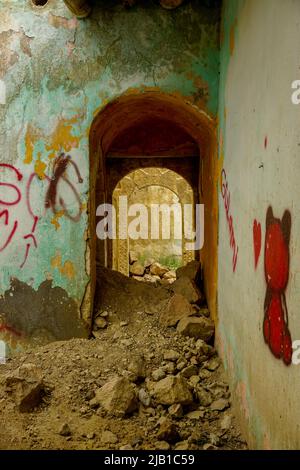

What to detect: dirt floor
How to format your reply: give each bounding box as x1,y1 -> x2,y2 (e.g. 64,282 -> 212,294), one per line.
0,265 -> 247,450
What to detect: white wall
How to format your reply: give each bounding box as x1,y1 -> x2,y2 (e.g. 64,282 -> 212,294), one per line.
218,0 -> 300,449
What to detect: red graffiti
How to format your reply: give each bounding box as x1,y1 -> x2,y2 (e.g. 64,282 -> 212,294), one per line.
221,169 -> 239,272
0,219 -> 18,253
0,163 -> 22,206
20,243 -> 31,269
0,164 -> 21,253
0,324 -> 22,337
263,207 -> 292,366
0,154 -> 83,269
0,163 -> 23,181
253,219 -> 262,269
21,153 -> 83,268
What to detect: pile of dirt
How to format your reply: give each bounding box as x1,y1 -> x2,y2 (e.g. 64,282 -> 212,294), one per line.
0,264 -> 247,450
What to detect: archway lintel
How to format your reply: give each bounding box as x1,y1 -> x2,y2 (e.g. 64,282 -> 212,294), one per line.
89,90 -> 216,160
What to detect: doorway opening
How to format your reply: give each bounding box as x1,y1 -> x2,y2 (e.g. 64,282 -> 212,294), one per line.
111,167 -> 195,284
87,91 -> 217,326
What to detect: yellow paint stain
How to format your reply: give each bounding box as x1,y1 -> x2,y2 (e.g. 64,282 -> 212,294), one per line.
34,155 -> 47,179
60,260 -> 75,280
51,253 -> 75,280
51,210 -> 64,230
51,253 -> 62,269
24,124 -> 40,165
46,116 -> 80,159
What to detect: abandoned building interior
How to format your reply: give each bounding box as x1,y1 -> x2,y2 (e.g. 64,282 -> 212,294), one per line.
0,0 -> 299,451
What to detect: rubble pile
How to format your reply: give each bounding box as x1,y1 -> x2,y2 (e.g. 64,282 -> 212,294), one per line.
0,262 -> 247,450
129,252 -> 177,285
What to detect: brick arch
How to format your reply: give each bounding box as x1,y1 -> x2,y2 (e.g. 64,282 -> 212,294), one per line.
87,90 -> 218,326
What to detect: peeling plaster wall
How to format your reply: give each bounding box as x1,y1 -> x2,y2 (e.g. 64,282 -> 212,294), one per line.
0,0 -> 220,353
217,0 -> 300,449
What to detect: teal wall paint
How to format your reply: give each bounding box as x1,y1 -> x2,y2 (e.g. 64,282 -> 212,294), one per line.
0,0 -> 220,344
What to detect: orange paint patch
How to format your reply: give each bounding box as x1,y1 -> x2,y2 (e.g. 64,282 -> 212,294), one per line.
185,72 -> 209,109
51,253 -> 75,280
60,260 -> 75,280
25,115 -> 81,169
24,124 -> 40,165
34,155 -> 47,179
51,253 -> 62,270
46,117 -> 80,159
51,210 -> 64,230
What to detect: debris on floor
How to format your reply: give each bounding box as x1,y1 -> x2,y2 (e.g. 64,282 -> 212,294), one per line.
0,262 -> 247,450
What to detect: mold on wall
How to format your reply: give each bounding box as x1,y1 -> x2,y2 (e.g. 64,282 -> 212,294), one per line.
0,0 -> 220,349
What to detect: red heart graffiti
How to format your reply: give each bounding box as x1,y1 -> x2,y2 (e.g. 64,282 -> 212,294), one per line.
253,219 -> 262,269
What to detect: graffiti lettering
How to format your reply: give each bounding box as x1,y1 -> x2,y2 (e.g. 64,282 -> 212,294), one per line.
221,169 -> 239,272
0,154 -> 83,268
44,153 -> 83,222
0,164 -> 21,252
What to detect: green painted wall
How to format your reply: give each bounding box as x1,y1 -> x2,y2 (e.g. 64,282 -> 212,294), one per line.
0,0 -> 220,350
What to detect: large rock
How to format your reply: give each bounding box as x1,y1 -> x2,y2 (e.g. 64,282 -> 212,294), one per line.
144,258 -> 155,268
163,271 -> 176,280
159,294 -> 193,327
94,317 -> 107,329
161,278 -> 174,286
132,275 -> 144,282
4,363 -> 44,412
127,355 -> 146,381
196,386 -> 213,406
210,398 -> 230,411
129,251 -> 138,264
101,430 -> 118,444
130,262 -> 145,276
157,418 -> 180,443
177,316 -> 214,341
152,376 -> 193,405
150,262 -> 168,277
143,274 -> 161,284
94,377 -> 138,416
163,350 -> 180,362
176,260 -> 201,281
171,276 -> 202,304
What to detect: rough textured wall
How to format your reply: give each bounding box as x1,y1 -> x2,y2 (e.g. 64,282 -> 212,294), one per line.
0,0 -> 220,353
217,0 -> 300,449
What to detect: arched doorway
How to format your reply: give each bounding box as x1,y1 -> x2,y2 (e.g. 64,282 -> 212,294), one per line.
112,167 -> 195,276
87,91 -> 217,326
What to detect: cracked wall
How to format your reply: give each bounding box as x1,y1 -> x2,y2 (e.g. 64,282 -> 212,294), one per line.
0,0 -> 220,354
